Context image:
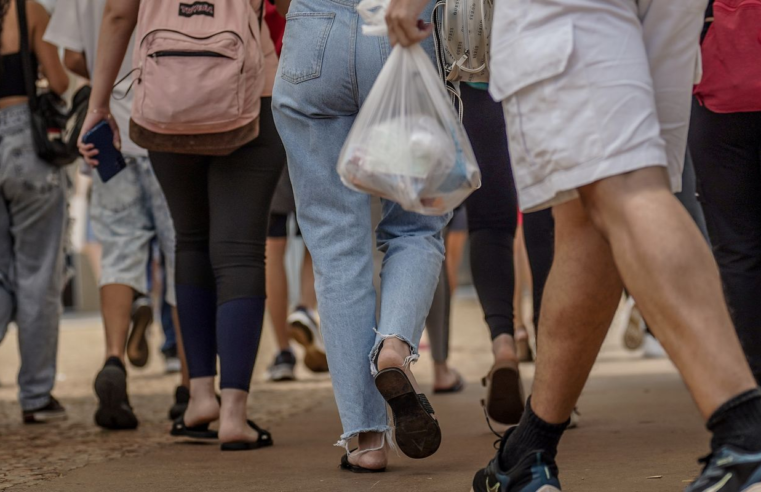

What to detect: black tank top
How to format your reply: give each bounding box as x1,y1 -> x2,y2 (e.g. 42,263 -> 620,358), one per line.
0,52 -> 37,98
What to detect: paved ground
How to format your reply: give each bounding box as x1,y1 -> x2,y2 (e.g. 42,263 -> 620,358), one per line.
0,296 -> 709,491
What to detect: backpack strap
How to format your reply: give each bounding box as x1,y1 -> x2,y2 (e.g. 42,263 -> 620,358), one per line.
15,0 -> 39,112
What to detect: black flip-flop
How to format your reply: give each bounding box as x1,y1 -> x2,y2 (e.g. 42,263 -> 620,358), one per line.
433,370 -> 465,394
170,415 -> 218,440
220,420 -> 273,451
339,449 -> 386,473
374,367 -> 441,459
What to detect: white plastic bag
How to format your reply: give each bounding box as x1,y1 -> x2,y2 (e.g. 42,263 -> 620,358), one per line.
337,0 -> 481,215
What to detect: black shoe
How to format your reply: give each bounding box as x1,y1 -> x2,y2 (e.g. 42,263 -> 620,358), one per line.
267,350 -> 297,382
685,446 -> 761,492
471,429 -> 561,492
94,357 -> 139,430
168,385 -> 190,421
127,297 -> 153,368
23,396 -> 67,424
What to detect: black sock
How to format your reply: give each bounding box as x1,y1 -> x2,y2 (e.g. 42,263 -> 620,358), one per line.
708,388 -> 761,453
499,397 -> 569,471
104,356 -> 126,372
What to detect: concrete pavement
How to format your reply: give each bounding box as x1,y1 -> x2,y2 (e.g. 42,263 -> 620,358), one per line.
1,297 -> 710,491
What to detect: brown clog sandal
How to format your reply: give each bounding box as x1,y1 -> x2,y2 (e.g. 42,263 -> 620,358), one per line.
374,367 -> 441,459
482,359 -> 525,425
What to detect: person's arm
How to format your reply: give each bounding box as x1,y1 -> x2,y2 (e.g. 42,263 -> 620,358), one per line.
77,0 -> 139,166
64,50 -> 88,79
28,1 -> 69,95
384,0 -> 432,47
274,0 -> 290,17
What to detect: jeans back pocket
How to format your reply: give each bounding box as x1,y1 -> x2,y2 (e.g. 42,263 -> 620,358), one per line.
280,12 -> 336,84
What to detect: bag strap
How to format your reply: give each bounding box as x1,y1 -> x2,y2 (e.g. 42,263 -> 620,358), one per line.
701,0 -> 714,43
16,0 -> 39,112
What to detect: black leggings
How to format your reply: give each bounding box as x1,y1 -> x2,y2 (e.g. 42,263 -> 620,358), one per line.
150,98 -> 285,391
689,98 -> 761,384
461,84 -> 554,341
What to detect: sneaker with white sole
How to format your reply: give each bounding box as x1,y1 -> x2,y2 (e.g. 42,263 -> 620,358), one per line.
685,446 -> 761,492
287,307 -> 328,373
267,350 -> 297,382
23,396 -> 67,424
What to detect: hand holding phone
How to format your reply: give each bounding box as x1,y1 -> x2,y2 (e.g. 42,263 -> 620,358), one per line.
82,120 -> 127,183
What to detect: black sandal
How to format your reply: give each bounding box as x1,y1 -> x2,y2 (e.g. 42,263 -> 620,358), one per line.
170,415 -> 218,440
374,367 -> 441,459
433,370 -> 465,394
220,420 -> 273,451
340,449 -> 386,473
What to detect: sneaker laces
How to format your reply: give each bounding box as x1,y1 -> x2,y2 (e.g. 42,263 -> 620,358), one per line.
480,399 -> 506,450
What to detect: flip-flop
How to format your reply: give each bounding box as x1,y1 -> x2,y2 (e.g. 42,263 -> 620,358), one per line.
339,449 -> 386,473
170,415 -> 218,440
482,359 -> 525,425
374,367 -> 441,459
433,370 -> 465,394
220,420 -> 273,451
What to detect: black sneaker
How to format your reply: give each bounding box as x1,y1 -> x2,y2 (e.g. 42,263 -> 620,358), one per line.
94,357 -> 138,430
267,350 -> 297,382
168,385 -> 189,421
127,297 -> 153,368
23,396 -> 67,424
685,446 -> 761,492
471,429 -> 561,492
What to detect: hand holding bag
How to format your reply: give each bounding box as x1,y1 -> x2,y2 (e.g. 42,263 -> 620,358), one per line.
336,0 -> 481,215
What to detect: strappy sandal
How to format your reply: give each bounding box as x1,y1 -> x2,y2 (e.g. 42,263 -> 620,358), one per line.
340,449 -> 387,474
482,359 -> 525,425
374,367 -> 441,459
220,420 -> 273,451
170,415 -> 218,440
433,369 -> 465,394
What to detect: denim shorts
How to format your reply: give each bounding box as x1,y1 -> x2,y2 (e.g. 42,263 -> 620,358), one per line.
90,155 -> 176,305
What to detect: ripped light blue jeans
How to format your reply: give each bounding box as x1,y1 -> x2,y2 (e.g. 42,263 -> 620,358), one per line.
272,0 -> 448,447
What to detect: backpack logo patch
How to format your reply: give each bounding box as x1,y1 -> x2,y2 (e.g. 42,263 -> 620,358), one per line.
179,2 -> 215,17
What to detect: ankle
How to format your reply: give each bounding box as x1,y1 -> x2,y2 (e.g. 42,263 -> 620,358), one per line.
708,388 -> 761,453
376,338 -> 412,371
492,335 -> 517,362
500,397 -> 569,470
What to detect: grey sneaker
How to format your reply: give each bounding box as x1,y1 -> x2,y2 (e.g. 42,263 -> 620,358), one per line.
267,350 -> 297,382
685,446 -> 761,492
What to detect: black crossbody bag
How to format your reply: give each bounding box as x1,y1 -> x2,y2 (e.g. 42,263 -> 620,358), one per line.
16,0 -> 90,167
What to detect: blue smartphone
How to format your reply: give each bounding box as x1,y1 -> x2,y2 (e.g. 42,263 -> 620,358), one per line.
82,120 -> 127,183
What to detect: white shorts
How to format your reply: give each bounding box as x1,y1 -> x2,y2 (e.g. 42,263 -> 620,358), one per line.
488,0 -> 707,212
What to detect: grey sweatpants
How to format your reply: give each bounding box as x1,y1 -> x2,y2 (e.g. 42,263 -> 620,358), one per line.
0,104 -> 68,410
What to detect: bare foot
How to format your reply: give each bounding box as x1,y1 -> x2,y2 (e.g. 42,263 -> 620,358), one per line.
433,362 -> 461,391
347,432 -> 388,470
218,389 -> 261,444
184,377 -> 220,427
376,338 -> 422,394
492,334 -> 519,365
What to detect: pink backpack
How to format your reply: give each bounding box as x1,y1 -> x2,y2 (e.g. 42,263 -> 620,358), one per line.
129,0 -> 265,156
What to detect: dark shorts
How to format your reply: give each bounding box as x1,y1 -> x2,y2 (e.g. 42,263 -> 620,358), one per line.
268,212 -> 301,238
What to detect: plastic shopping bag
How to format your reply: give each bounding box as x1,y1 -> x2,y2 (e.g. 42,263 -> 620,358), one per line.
336,0 -> 481,215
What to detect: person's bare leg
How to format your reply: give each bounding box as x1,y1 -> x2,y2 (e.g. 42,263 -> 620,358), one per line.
300,249 -> 318,310
266,238 -> 291,351
101,284 -> 134,362
445,230 -> 467,295
171,307 -> 190,388
184,376 -> 220,427
530,199 -> 625,423
579,167 -> 757,419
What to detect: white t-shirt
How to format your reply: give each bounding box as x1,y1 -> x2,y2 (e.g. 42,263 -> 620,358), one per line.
44,0 -> 145,157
